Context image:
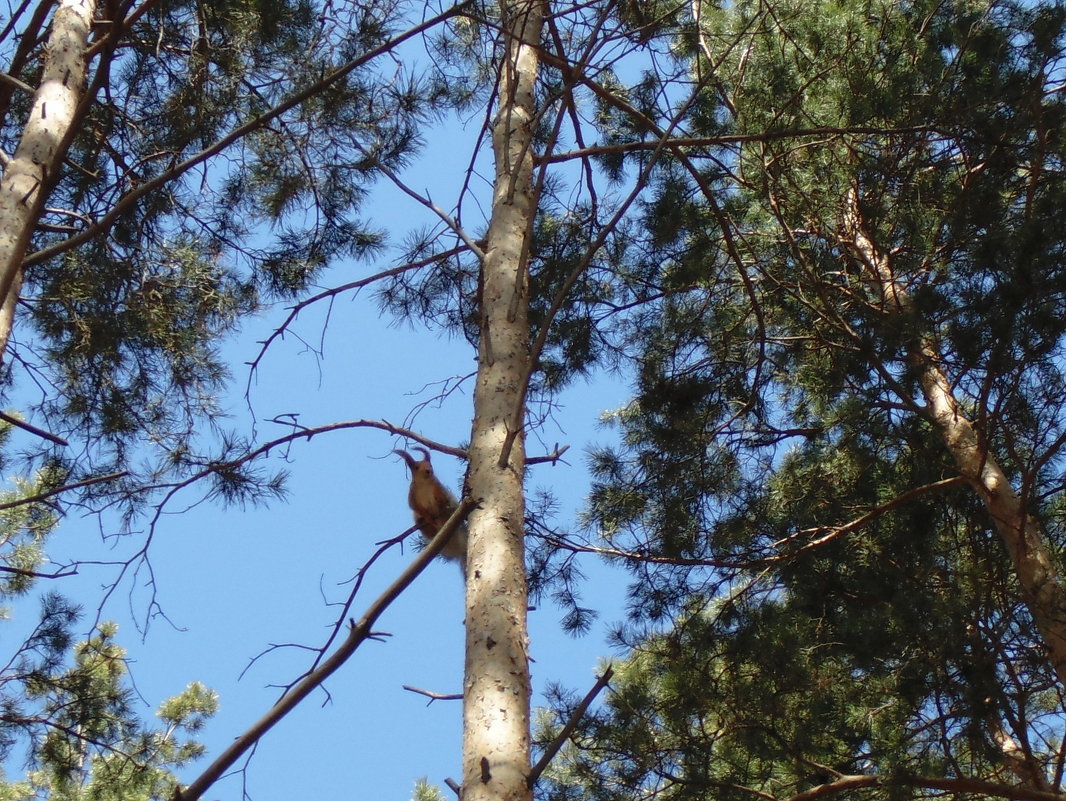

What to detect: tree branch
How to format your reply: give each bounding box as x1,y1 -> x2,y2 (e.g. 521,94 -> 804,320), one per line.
246,247 -> 469,383
534,126 -> 935,166
0,470 -> 129,511
771,477 -> 967,554
526,444 -> 569,466
0,410 -> 68,446
0,564 -> 77,579
367,158 -> 485,261
175,498 -> 477,801
784,773 -> 1066,801
0,71 -> 32,95
527,665 -> 613,787
24,1 -> 474,270
403,685 -> 463,702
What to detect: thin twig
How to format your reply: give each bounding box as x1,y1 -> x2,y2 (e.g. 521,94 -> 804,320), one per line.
269,525 -> 417,687
369,159 -> 485,261
402,685 -> 463,702
246,248 -> 468,385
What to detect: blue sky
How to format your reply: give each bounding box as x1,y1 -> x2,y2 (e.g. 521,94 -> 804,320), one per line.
121,300 -> 631,800
13,105 -> 638,800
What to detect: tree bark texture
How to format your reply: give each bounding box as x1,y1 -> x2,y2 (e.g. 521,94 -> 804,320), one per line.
844,189 -> 1066,693
461,1 -> 542,800
0,0 -> 95,359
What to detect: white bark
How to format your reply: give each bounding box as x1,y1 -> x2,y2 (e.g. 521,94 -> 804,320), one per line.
0,0 -> 95,357
844,189 -> 1066,692
461,2 -> 543,800
989,718 -> 1052,791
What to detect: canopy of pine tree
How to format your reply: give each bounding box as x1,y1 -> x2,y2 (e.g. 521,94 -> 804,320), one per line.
537,2 -> 1066,801
1,0 -> 1065,799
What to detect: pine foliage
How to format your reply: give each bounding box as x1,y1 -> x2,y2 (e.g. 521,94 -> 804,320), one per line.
538,2 -> 1066,800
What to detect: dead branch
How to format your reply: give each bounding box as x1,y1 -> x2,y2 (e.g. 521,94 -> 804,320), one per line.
175,498 -> 477,801
527,665 -> 613,787
403,685 -> 463,703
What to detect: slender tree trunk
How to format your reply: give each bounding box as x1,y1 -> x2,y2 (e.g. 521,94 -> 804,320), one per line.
461,1 -> 542,800
0,0 -> 95,358
845,189 -> 1066,693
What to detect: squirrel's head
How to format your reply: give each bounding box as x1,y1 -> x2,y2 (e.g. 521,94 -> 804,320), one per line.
394,447 -> 432,473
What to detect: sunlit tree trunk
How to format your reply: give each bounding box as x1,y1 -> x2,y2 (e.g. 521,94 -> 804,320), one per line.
845,189 -> 1066,694
461,1 -> 543,800
0,0 -> 95,358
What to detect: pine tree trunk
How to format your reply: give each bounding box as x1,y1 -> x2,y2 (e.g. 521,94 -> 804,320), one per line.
845,190 -> 1066,692
0,0 -> 95,358
461,1 -> 542,800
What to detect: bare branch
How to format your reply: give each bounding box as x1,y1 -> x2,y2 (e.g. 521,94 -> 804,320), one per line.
771,477 -> 967,554
246,247 -> 469,384
0,410 -> 68,446
527,665 -> 613,787
0,72 -> 32,94
251,418 -> 466,464
0,564 -> 77,579
175,498 -> 477,801
534,126 -> 935,165
369,160 -> 485,261
403,685 -> 463,702
269,524 -> 416,688
784,774 -> 1066,801
527,444 -> 569,466
538,531 -> 767,570
0,471 -> 129,511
